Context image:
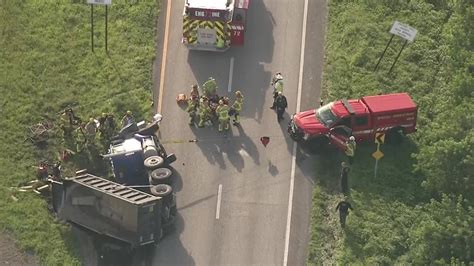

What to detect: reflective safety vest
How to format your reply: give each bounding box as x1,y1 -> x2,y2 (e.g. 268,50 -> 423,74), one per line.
345,141 -> 356,157
186,99 -> 198,113
203,79 -> 217,96
217,105 -> 229,120
274,80 -> 284,94
85,122 -> 96,136
199,103 -> 211,116
75,127 -> 85,142
232,98 -> 243,112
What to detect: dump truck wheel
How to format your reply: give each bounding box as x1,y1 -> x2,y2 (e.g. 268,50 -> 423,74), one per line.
150,184 -> 172,198
144,156 -> 164,169
149,168 -> 173,185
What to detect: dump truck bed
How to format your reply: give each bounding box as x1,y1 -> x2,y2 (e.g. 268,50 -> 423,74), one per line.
54,174 -> 162,248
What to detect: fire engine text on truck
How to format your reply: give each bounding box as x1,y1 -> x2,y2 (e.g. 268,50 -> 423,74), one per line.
182,0 -> 250,51
288,93 -> 418,151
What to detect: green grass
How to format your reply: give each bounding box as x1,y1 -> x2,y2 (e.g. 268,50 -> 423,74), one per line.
0,1 -> 159,264
309,0 -> 473,264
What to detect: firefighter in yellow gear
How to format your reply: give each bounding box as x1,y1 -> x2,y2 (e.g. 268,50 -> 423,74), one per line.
186,98 -> 199,125
60,108 -> 75,137
198,98 -> 212,128
216,100 -> 230,132
121,110 -> 134,128
345,136 -> 357,165
202,77 -> 218,97
190,84 -> 200,100
74,124 -> 87,152
85,118 -> 97,144
231,90 -> 244,125
271,72 -> 284,109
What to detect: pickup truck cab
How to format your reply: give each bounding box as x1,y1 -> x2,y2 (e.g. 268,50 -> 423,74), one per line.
288,93 -> 417,151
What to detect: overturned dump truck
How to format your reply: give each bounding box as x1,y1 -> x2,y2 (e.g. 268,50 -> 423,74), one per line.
52,173 -> 177,250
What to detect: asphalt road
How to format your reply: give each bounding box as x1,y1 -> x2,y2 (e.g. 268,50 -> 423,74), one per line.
152,0 -> 327,265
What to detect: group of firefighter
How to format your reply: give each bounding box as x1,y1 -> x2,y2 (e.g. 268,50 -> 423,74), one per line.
185,77 -> 244,132
185,74 -> 288,131
59,108 -> 135,152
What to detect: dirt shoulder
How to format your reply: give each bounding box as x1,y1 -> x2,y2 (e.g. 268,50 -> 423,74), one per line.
0,232 -> 39,266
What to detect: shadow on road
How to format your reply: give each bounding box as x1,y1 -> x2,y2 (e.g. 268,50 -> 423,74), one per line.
190,126 -> 227,169
151,213 -> 195,265
170,166 -> 183,192
190,123 -> 261,173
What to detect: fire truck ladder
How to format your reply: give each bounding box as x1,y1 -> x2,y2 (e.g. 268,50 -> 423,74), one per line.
73,174 -> 158,205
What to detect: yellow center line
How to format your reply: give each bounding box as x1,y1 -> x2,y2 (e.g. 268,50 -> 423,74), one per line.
157,0 -> 172,114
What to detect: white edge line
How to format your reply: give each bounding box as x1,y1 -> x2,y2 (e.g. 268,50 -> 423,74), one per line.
283,0 -> 308,265
216,184 -> 223,219
228,57 -> 235,92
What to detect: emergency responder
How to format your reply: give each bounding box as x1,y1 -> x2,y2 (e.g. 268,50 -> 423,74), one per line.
216,100 -> 230,132
98,113 -> 107,136
230,91 -> 244,125
340,162 -> 350,194
75,123 -> 87,152
121,110 -> 134,128
51,162 -> 61,181
198,98 -> 212,128
105,114 -> 116,135
98,113 -> 112,150
202,77 -> 218,97
345,136 -> 357,164
60,108 -> 75,137
270,72 -> 284,109
190,84 -> 200,100
335,198 -> 353,228
274,92 -> 288,123
186,97 -> 199,126
85,118 -> 97,144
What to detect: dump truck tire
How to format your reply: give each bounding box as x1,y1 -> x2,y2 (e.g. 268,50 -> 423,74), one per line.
150,184 -> 172,197
144,156 -> 164,169
149,168 -> 173,185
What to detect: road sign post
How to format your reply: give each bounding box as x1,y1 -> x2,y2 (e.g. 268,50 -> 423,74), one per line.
372,133 -> 385,178
87,0 -> 112,52
375,21 -> 417,73
387,21 -> 417,74
90,4 -> 94,52
374,34 -> 394,71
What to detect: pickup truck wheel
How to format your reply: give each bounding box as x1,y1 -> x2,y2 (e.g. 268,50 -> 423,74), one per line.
149,168 -> 173,185
306,137 -> 328,154
144,156 -> 164,170
150,184 -> 172,197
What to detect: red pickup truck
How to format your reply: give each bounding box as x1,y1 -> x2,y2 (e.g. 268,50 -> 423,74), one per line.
288,93 -> 418,151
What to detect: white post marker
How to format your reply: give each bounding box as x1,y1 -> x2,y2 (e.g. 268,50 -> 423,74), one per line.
283,0 -> 308,265
216,184 -> 223,219
228,57 -> 235,92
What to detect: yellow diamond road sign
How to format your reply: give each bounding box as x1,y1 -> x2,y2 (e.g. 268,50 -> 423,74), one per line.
375,132 -> 385,144
372,149 -> 384,160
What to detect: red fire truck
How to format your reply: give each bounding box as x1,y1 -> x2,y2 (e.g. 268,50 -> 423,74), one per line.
182,0 -> 250,51
288,93 -> 418,151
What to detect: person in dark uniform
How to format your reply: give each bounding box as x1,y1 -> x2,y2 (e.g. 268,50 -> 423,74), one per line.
336,199 -> 353,228
274,92 -> 288,123
340,162 -> 350,194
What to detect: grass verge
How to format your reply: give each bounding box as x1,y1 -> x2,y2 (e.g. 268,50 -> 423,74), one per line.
309,0 -> 473,264
0,1 -> 159,264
